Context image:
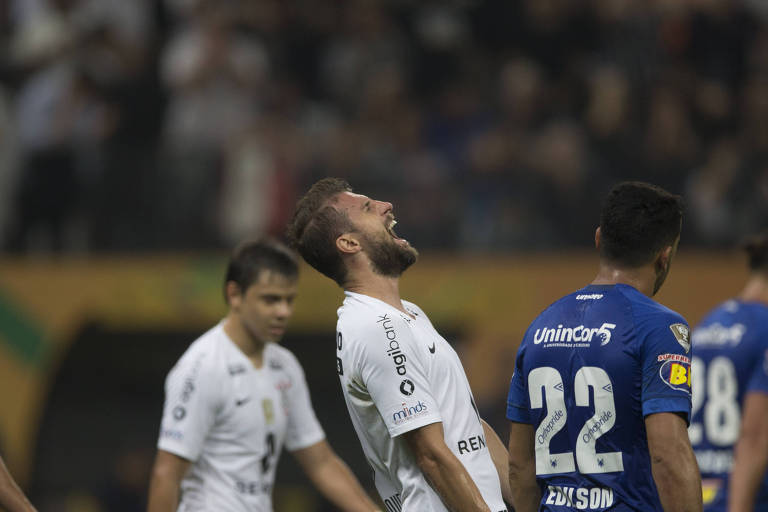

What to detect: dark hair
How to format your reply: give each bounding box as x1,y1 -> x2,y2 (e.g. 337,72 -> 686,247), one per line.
599,181 -> 684,267
223,238 -> 298,303
743,231 -> 768,272
286,177 -> 354,286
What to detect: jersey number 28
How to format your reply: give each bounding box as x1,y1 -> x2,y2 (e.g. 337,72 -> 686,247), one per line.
528,366 -> 624,476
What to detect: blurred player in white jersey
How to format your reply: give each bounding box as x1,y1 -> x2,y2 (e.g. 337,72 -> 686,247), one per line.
147,239 -> 380,512
287,178 -> 512,512
0,455 -> 36,511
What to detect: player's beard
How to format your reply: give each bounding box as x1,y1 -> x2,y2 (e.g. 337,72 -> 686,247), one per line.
360,230 -> 418,278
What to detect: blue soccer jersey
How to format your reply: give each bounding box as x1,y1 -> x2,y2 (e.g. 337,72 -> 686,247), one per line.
689,299 -> 768,511
507,284 -> 692,511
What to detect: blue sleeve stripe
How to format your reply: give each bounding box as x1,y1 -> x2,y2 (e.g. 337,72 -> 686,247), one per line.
642,397 -> 691,424
506,403 -> 532,423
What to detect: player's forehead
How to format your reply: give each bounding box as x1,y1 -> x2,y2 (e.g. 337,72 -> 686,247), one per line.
333,191 -> 371,211
246,269 -> 297,295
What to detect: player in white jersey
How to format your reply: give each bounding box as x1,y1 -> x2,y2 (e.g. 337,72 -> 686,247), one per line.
287,178 -> 512,512
147,239 -> 380,512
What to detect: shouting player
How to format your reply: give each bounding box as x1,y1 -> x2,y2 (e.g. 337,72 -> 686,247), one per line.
147,239 -> 380,512
690,230 -> 768,511
506,181 -> 702,511
287,178 -> 511,512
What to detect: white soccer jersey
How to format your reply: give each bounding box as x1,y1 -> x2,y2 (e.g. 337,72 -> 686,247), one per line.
336,292 -> 507,512
157,323 -> 325,512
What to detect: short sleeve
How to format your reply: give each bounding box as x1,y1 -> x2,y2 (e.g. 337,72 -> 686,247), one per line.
282,353 -> 326,452
157,353 -> 221,461
507,344 -> 531,423
358,316 -> 442,437
640,317 -> 693,423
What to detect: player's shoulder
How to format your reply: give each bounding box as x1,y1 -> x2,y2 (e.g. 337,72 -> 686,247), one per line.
337,292 -> 408,332
169,324 -> 229,379
614,284 -> 685,324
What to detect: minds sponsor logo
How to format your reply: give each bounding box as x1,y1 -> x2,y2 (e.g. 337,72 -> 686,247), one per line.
378,314 -> 407,375
160,428 -> 183,440
392,401 -> 429,425
533,323 -> 616,348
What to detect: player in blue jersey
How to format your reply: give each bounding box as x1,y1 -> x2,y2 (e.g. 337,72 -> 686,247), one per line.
506,181 -> 702,512
689,231 -> 768,512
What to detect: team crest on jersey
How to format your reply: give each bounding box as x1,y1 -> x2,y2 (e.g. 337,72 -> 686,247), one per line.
262,399 -> 274,425
669,323 -> 690,353
659,359 -> 691,394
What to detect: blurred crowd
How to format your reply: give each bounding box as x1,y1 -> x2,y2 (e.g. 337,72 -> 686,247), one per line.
1,0 -> 768,254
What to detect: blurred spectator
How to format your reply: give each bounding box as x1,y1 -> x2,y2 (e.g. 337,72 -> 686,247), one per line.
1,0 -> 767,253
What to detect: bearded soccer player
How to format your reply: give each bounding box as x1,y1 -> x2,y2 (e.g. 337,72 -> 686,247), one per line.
287,178 -> 512,512
506,182 -> 702,512
147,239 -> 380,512
689,231 -> 768,512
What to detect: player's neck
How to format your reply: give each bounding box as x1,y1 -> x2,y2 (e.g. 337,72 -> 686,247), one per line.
591,263 -> 655,297
739,273 -> 768,305
344,272 -> 411,316
222,315 -> 266,368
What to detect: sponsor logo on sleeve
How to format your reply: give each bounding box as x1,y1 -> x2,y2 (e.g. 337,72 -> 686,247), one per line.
391,401 -> 429,425
378,314 -> 407,375
399,379 -> 415,396
337,357 -> 344,375
659,359 -> 692,394
172,406 -> 186,420
669,323 -> 691,353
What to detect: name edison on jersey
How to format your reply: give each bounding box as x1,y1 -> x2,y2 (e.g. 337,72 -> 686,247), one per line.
378,314 -> 407,375
533,323 -> 617,348
543,485 -> 615,510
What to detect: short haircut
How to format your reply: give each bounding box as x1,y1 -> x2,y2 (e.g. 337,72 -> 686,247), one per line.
223,238 -> 298,303
286,178 -> 354,286
743,231 -> 768,272
599,181 -> 684,267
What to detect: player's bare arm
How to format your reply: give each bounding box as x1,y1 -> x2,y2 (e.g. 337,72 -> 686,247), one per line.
506,421 -> 540,512
728,392 -> 768,512
0,456 -> 36,512
147,449 -> 192,512
291,440 -> 381,512
403,422 -> 491,512
480,419 -> 513,506
646,412 -> 702,512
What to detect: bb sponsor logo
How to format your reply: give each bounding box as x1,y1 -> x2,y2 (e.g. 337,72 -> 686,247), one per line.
659,359 -> 692,394
392,401 -> 429,425
669,323 -> 691,353
544,485 -> 614,509
533,323 -> 616,348
378,314 -> 407,375
399,379 -> 415,396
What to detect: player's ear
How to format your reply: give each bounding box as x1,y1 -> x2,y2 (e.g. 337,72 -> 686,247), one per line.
594,227 -> 601,250
225,281 -> 243,308
656,245 -> 673,272
336,232 -> 362,255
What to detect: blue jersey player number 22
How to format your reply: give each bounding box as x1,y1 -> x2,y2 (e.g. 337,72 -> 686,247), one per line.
507,284 -> 693,511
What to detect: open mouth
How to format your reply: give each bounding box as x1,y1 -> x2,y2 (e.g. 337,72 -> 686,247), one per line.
386,218 -> 408,245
